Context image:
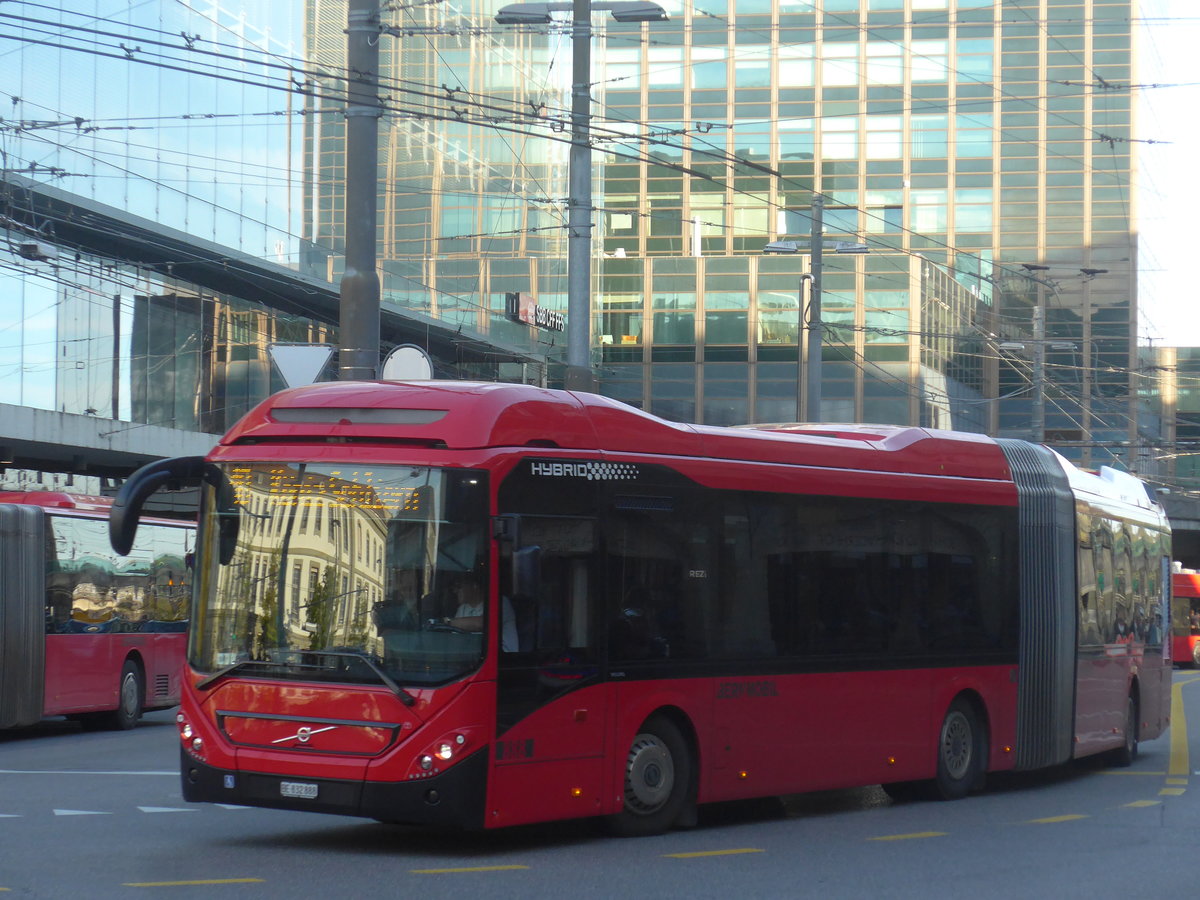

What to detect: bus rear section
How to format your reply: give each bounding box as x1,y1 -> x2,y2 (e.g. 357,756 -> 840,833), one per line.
0,492 -> 193,730
1171,570 -> 1200,666
110,381 -> 1171,834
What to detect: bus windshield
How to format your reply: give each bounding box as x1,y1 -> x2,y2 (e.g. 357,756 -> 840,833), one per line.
189,462 -> 489,688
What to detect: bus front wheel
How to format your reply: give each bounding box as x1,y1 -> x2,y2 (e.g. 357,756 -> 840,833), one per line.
934,698 -> 986,800
605,716 -> 691,837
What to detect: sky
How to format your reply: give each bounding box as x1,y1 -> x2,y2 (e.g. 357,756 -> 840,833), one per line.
1136,0 -> 1200,347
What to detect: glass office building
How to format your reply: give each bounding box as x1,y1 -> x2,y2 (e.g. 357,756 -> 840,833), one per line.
1,1 -> 1142,478
295,0 -> 1140,465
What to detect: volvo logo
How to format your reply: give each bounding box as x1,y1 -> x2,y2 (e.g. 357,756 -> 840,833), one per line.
272,725 -> 337,745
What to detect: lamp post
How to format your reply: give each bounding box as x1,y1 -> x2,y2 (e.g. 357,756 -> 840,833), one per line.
762,197 -> 868,422
496,1 -> 668,393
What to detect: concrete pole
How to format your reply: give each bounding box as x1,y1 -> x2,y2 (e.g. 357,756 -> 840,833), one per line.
564,0 -> 595,392
338,0 -> 382,381
805,195 -> 824,421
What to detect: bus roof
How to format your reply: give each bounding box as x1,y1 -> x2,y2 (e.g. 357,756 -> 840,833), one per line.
0,491 -> 113,512
217,380 -> 1014,482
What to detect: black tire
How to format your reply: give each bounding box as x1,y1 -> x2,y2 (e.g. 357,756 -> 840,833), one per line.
934,697 -> 986,801
1109,694 -> 1139,767
605,715 -> 692,837
107,660 -> 143,730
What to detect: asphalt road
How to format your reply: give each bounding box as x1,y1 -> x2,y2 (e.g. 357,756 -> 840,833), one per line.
3,673 -> 1200,899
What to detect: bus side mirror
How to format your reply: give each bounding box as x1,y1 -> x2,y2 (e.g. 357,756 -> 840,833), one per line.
110,456 -> 207,555
512,545 -> 541,599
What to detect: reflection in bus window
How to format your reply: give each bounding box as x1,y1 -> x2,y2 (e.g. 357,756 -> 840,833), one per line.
45,515 -> 193,634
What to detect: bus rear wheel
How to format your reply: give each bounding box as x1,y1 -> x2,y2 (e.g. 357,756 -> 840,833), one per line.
605,716 -> 691,837
107,660 -> 144,730
934,698 -> 986,800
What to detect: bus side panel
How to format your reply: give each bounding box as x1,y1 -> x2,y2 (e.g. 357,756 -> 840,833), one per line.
487,681 -> 614,828
703,669 -> 935,802
44,633 -> 183,716
43,634 -> 117,714
143,633 -> 186,710
700,665 -> 1018,804
0,505 -> 46,728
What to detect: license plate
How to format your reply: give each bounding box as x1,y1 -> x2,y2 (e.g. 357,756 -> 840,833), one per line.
280,781 -> 318,800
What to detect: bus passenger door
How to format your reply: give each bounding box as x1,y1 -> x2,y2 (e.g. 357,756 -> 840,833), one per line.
490,516 -> 608,828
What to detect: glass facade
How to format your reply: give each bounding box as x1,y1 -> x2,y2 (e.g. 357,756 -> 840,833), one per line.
1,1 -> 1143,476
0,239 -> 332,431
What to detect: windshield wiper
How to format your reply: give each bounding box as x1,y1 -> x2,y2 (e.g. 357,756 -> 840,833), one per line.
307,650 -> 417,707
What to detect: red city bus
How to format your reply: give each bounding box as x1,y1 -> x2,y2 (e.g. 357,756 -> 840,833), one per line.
110,382 -> 1172,835
0,491 -> 193,730
1170,570 -> 1200,666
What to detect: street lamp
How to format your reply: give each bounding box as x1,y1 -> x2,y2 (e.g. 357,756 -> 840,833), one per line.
762,199 -> 869,422
496,0 -> 668,393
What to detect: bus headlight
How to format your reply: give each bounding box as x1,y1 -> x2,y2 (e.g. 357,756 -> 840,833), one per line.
410,732 -> 472,779
178,714 -> 205,760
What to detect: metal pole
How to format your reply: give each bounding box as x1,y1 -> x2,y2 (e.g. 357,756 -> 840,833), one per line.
805,194 -> 824,421
339,0 -> 382,381
793,273 -> 812,422
1031,302 -> 1045,442
564,0 -> 594,392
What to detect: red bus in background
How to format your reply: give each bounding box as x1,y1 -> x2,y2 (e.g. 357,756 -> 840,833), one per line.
0,491 -> 193,730
1171,570 -> 1200,666
110,382 -> 1172,835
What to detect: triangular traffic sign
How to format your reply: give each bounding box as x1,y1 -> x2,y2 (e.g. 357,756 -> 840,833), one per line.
268,343 -> 334,388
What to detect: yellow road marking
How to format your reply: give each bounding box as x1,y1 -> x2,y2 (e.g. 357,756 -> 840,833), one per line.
1123,800 -> 1161,808
1170,677 -> 1200,778
869,832 -> 947,842
411,866 -> 529,874
1028,814 -> 1087,824
1159,787 -> 1186,796
1166,777 -> 1188,785
664,849 -> 765,859
124,879 -> 265,887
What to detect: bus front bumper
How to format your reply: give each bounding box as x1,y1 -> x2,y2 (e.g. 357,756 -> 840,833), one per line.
180,749 -> 488,828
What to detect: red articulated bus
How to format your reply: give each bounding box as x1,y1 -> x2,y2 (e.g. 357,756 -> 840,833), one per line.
109,381 -> 1171,835
1170,570 -> 1200,666
0,491 -> 193,730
